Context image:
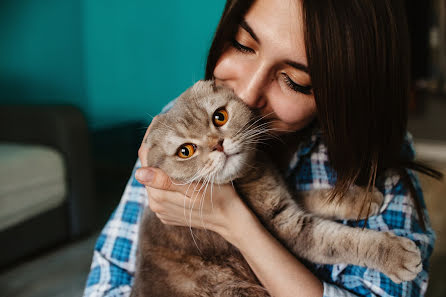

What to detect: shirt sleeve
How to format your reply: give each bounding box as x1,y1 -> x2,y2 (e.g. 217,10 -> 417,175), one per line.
83,99 -> 177,297
291,138 -> 435,297
83,160 -> 146,297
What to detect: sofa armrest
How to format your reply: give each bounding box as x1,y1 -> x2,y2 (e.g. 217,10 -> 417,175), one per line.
0,105 -> 96,238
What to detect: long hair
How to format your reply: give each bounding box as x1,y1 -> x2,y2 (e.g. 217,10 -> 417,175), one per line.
205,0 -> 442,227
205,0 -> 254,80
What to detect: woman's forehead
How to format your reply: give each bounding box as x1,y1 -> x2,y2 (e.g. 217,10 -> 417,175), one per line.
244,0 -> 307,65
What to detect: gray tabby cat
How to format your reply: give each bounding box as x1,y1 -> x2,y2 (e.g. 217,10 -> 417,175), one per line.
131,80 -> 422,297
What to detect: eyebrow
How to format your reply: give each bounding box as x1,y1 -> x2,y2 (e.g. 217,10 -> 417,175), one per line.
240,20 -> 260,43
285,60 -> 309,74
240,19 -> 310,74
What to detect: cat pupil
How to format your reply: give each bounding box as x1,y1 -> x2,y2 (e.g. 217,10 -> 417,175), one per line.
215,113 -> 224,122
181,147 -> 190,156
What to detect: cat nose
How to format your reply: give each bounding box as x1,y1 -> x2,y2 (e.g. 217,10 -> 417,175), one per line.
212,139 -> 224,152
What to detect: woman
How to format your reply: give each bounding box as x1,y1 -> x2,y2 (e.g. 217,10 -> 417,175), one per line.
83,0 -> 440,296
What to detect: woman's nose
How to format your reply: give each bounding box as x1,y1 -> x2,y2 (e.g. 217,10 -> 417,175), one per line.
234,64 -> 270,109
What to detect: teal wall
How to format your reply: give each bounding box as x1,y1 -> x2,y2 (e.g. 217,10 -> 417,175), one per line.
0,0 -> 85,109
0,0 -> 225,129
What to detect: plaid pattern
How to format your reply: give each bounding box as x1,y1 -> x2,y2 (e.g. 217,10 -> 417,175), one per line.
83,129 -> 435,297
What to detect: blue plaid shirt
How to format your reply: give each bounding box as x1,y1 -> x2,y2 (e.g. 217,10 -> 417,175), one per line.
83,125 -> 435,297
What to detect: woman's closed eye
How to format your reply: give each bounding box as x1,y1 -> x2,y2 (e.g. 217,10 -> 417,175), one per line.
281,73 -> 312,95
231,38 -> 312,96
231,39 -> 255,54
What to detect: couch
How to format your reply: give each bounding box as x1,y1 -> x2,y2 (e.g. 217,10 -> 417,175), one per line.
0,105 -> 96,268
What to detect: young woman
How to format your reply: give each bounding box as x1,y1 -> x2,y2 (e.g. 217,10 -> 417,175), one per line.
83,0 -> 440,296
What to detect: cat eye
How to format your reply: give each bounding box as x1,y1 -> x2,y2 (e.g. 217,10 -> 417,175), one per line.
213,108 -> 229,127
177,144 -> 196,159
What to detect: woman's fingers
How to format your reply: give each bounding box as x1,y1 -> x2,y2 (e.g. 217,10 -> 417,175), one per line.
147,186 -> 207,210
148,188 -> 211,227
136,167 -> 203,197
135,167 -> 186,192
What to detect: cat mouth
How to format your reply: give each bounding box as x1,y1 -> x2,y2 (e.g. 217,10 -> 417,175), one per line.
224,152 -> 241,164
213,151 -> 246,184
226,152 -> 240,158
221,151 -> 242,171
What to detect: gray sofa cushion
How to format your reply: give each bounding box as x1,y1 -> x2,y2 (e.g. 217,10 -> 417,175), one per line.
0,143 -> 66,231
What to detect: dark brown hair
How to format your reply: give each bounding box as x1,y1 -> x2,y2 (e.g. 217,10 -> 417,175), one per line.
205,0 -> 442,227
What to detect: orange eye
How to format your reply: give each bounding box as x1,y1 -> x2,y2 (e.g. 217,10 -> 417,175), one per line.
177,144 -> 196,159
213,108 -> 228,127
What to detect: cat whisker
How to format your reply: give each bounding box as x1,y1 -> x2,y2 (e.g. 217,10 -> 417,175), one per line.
242,131 -> 280,145
156,118 -> 177,132
183,168 -> 206,221
238,125 -> 271,138
242,126 -> 276,138
239,120 -> 293,144
199,173 -> 212,230
137,125 -> 150,132
144,112 -> 157,121
234,111 -> 275,138
235,159 -> 258,170
185,174 -> 206,253
210,174 -> 215,213
242,136 -> 272,145
188,196 -> 204,253
234,123 -> 270,143
243,140 -> 270,146
242,136 -> 272,143
230,180 -> 236,192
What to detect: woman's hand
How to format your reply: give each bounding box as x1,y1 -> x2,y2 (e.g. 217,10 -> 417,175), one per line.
136,166 -> 245,236
135,119 -> 250,241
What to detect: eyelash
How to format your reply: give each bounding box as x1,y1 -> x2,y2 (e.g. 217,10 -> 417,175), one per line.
231,39 -> 255,54
282,73 -> 312,95
231,39 -> 312,95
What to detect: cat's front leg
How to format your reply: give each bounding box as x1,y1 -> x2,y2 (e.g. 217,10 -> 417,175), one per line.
269,204 -> 422,284
299,186 -> 384,220
238,159 -> 421,283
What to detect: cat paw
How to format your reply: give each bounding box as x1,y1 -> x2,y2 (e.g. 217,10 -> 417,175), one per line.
381,232 -> 422,284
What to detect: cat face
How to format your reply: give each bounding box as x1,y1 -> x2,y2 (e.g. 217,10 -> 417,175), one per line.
144,80 -> 261,184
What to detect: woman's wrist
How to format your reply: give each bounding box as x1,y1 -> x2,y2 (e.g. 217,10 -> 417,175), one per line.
227,211 -> 323,297
212,194 -> 260,247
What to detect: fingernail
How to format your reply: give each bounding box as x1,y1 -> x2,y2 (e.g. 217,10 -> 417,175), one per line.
136,168 -> 154,183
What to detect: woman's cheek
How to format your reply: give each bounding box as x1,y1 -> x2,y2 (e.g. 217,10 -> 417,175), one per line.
269,86 -> 317,129
214,50 -> 248,81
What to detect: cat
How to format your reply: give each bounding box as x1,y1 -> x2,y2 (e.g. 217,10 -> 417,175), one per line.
130,80 -> 422,297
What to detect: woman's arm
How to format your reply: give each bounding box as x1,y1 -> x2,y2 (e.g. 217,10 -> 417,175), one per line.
223,198 -> 324,297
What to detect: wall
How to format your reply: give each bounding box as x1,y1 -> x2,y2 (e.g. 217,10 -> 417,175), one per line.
0,0 -> 85,109
0,0 -> 225,129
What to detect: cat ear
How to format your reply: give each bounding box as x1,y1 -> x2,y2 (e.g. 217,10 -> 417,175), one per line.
143,114 -> 167,148
191,79 -> 219,95
142,114 -> 167,168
